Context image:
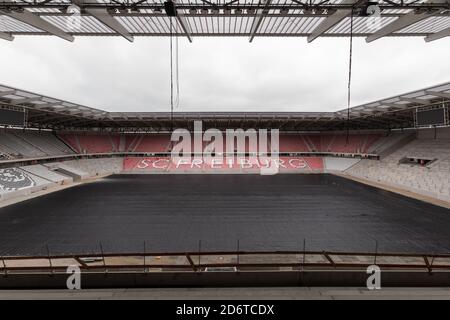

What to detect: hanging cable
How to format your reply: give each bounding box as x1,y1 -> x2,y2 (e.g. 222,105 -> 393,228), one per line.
175,19 -> 180,109
169,14 -> 181,131
346,6 -> 354,144
169,16 -> 174,131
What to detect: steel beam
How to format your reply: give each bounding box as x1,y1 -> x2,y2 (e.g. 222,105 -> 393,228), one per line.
400,97 -> 431,105
307,0 -> 357,43
0,90 -> 16,97
174,0 -> 193,42
10,97 -> 42,105
0,31 -> 14,41
1,10 -> 74,42
425,26 -> 450,42
72,0 -> 133,42
366,10 -> 438,43
381,102 -> 411,109
83,8 -> 134,42
425,90 -> 450,99
249,0 -> 271,42
30,102 -> 64,111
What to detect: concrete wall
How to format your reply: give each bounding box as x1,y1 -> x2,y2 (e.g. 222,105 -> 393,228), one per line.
417,127 -> 450,140
324,157 -> 360,172
1,270 -> 450,289
61,158 -> 123,177
20,164 -> 72,184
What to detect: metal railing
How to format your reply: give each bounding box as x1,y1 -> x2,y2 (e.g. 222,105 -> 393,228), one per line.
2,250 -> 450,274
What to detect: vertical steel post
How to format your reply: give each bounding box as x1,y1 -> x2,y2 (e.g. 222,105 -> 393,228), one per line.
143,241 -> 147,274
198,240 -> 202,270
1,256 -> 6,277
237,239 -> 240,270
374,240 -> 379,265
99,241 -> 107,274
46,244 -> 54,275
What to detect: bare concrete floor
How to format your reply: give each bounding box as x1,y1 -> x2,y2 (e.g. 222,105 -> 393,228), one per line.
1,287 -> 450,300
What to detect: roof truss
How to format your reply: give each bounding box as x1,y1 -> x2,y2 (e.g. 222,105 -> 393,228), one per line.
425,25 -> 450,42
0,1 -> 449,42
307,0 -> 357,43
0,9 -> 74,42
84,7 -> 134,42
1,81 -> 449,131
0,31 -> 13,41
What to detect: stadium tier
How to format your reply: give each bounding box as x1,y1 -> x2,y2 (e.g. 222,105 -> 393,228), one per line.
0,79 -> 449,207
57,132 -> 383,155
346,128 -> 450,202
277,133 -> 383,154
61,158 -> 124,176
0,130 -> 74,159
1,128 -> 449,203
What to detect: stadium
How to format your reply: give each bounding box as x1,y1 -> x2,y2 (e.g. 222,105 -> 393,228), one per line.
0,0 -> 449,298
1,81 -> 450,290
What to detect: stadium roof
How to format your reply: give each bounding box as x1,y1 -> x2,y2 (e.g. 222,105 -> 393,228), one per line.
0,0 -> 449,42
0,82 -> 449,131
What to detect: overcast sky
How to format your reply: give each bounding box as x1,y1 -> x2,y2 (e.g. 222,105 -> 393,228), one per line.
0,36 -> 449,112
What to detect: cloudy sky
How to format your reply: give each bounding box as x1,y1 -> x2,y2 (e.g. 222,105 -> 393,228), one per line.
0,35 -> 449,112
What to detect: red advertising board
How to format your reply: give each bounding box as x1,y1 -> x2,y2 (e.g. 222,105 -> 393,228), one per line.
123,156 -> 323,172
